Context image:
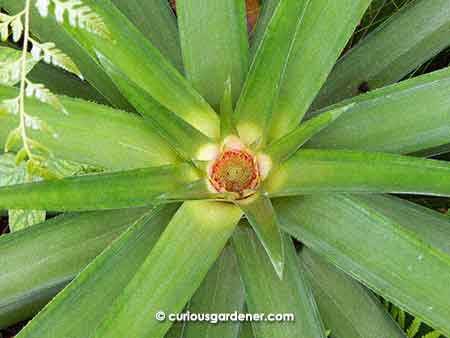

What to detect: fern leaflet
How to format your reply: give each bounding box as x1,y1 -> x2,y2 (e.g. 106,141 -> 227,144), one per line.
29,37 -> 82,78
36,0 -> 111,38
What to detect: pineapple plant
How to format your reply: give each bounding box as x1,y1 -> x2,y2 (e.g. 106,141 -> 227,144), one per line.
0,0 -> 449,337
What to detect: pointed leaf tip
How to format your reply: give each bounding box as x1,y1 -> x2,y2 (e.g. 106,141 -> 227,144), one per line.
264,104 -> 350,168
239,193 -> 285,278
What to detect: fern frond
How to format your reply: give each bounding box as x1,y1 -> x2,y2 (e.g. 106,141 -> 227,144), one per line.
0,47 -> 40,86
398,308 -> 406,330
26,158 -> 60,180
15,138 -> 50,164
0,97 -> 20,115
0,23 -> 8,41
23,112 -> 45,131
382,298 -> 447,338
11,16 -> 24,42
29,38 -> 82,78
0,59 -> 21,85
4,128 -> 21,152
8,133 -> 55,178
27,138 -> 51,157
422,331 -> 442,338
36,0 -> 111,39
407,318 -> 422,338
0,13 -> 12,41
25,79 -> 68,114
35,0 -> 50,17
0,12 -> 25,42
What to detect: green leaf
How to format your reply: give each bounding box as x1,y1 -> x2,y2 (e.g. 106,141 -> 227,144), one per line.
0,207 -> 148,329
183,245 -> 245,338
8,209 -> 46,232
406,317 -> 422,338
268,0 -> 371,140
306,67 -> 450,155
0,46 -> 38,86
249,0 -> 279,56
0,85 -> 178,169
156,179 -> 228,203
28,39 -> 83,78
93,201 -> 242,338
264,105 -> 347,166
423,331 -> 443,338
238,194 -> 284,278
60,0 -> 220,138
111,0 -> 183,70
233,0 -> 308,147
0,0 -> 132,110
0,154 -> 45,232
0,164 -> 199,211
165,322 -> 187,338
300,248 -> 407,338
265,150 -> 450,197
94,56 -> 214,161
313,0 -> 450,109
220,78 -> 238,138
232,225 -> 326,338
177,0 -> 249,109
15,205 -> 177,338
275,194 -> 450,336
27,61 -> 107,103
239,321 -> 255,338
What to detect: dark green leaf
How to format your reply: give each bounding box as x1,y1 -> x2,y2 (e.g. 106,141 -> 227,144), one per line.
313,0 -> 450,109
307,67 -> 450,155
238,194 -> 284,278
275,194 -> 450,336
239,321 -> 255,338
301,248 -> 407,338
0,207 -> 148,328
233,225 -> 326,338
16,205 -> 178,338
93,201 -> 242,338
183,245 -> 244,338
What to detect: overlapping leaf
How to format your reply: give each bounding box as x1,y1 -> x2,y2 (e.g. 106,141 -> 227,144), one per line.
0,163 -> 199,211
0,207 -> 148,328
266,150 -> 450,197
275,194 -> 450,336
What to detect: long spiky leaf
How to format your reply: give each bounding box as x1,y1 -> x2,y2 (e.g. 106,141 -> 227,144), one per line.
265,150 -> 450,197
238,193 -> 285,278
0,164 -> 200,211
93,201 -> 242,338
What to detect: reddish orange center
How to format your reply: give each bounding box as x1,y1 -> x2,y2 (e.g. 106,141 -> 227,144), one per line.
209,150 -> 259,194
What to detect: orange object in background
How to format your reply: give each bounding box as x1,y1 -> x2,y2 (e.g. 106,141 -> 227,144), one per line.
246,0 -> 260,33
169,0 -> 260,32
169,0 -> 176,12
